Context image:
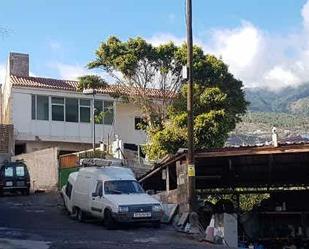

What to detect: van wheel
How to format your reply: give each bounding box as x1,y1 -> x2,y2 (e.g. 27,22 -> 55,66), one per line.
104,209 -> 116,230
77,209 -> 85,222
71,207 -> 78,219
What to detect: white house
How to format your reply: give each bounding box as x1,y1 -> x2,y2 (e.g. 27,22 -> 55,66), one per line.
1,52 -> 160,155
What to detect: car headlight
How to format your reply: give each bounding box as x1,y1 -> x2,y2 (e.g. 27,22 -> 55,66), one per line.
152,204 -> 162,212
118,206 -> 129,213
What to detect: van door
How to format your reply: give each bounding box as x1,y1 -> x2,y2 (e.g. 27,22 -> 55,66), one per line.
15,165 -> 27,188
3,165 -> 14,189
90,181 -> 104,218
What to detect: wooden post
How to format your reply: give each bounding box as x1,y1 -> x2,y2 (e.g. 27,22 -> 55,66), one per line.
166,166 -> 170,192
186,0 -> 196,212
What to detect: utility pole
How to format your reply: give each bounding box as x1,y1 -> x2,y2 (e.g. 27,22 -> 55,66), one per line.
186,0 -> 196,212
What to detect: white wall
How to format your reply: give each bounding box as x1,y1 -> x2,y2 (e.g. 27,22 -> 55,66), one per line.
12,87 -> 147,148
114,102 -> 147,145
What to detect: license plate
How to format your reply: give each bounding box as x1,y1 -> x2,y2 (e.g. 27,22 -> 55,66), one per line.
133,212 -> 152,218
5,181 -> 13,187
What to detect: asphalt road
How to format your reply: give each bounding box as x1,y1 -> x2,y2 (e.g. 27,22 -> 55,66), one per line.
0,192 -> 219,249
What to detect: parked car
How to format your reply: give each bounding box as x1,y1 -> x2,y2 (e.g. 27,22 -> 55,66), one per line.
61,164 -> 163,229
0,161 -> 30,195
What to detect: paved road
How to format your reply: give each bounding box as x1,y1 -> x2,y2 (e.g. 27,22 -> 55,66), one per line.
0,192 -> 218,249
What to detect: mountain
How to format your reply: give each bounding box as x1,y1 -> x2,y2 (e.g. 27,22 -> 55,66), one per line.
227,84 -> 309,146
245,83 -> 309,114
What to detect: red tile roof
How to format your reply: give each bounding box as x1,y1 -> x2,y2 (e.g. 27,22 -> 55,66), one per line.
10,75 -> 175,99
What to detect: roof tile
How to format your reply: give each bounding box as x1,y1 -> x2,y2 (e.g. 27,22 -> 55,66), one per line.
10,74 -> 174,98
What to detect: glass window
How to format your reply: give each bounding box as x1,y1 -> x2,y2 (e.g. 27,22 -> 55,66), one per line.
104,180 -> 144,194
52,97 -> 64,104
135,117 -> 147,130
95,181 -> 103,196
80,99 -> 90,123
65,98 -> 78,122
80,99 -> 90,106
103,101 -> 114,125
16,166 -> 25,177
37,96 -> 49,120
52,97 -> 64,121
65,182 -> 73,199
94,100 -> 103,124
31,95 -> 36,120
4,167 -> 13,177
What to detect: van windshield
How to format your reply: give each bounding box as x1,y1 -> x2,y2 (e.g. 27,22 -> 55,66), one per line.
104,180 -> 145,194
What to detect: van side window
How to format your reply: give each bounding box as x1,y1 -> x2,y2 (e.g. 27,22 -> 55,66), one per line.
66,182 -> 73,199
95,181 -> 103,197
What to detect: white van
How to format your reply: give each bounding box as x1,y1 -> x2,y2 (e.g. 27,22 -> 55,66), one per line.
61,165 -> 163,229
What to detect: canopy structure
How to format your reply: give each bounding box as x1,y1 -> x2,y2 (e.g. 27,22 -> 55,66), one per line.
139,143 -> 309,194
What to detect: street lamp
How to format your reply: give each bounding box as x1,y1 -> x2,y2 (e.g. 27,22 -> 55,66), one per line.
83,88 -> 97,153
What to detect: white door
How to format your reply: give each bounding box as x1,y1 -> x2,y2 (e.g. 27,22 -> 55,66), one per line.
90,181 -> 104,218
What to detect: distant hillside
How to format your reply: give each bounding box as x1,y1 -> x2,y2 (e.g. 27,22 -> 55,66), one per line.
227,112 -> 309,146
246,83 -> 309,114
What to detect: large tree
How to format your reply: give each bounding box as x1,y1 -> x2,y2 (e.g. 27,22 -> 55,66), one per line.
145,46 -> 248,160
88,36 -> 183,128
89,37 -> 248,160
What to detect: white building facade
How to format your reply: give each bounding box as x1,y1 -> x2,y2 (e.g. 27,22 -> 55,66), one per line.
2,53 -> 148,155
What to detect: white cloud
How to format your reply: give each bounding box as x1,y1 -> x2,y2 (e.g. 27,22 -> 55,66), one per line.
146,0 -> 309,91
49,62 -> 117,83
147,33 -> 185,46
48,40 -> 62,51
50,63 -> 89,80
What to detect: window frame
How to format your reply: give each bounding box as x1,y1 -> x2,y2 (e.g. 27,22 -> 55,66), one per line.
31,95 -> 49,121
94,180 -> 103,197
79,99 -> 91,123
65,98 -> 79,123
103,101 -> 114,125
51,97 -> 65,121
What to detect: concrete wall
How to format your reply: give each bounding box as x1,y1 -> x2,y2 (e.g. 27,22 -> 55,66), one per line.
12,147 -> 59,191
114,102 -> 147,145
12,88 -> 115,145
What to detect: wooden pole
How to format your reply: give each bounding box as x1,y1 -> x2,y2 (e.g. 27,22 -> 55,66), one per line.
186,0 -> 196,212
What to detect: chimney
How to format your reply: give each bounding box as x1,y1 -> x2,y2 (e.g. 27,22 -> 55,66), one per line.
8,52 -> 29,77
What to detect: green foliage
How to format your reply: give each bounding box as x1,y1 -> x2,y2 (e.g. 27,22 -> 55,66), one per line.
77,75 -> 107,91
239,193 -> 269,211
88,37 -> 183,126
88,36 -> 248,160
145,53 -> 248,160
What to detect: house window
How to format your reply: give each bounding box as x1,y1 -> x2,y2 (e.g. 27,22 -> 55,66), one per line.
52,97 -> 64,121
94,100 -> 103,124
31,95 -> 49,120
103,101 -> 114,125
80,99 -> 90,123
135,117 -> 147,130
65,98 -> 78,122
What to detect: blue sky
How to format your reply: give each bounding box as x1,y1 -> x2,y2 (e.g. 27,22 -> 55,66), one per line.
0,0 -> 308,90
